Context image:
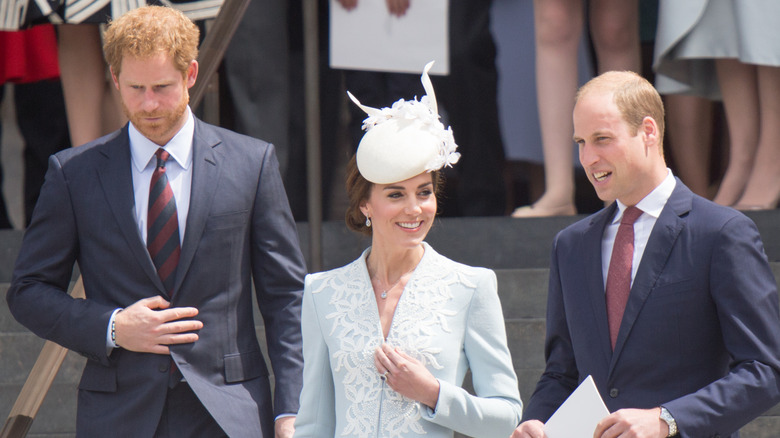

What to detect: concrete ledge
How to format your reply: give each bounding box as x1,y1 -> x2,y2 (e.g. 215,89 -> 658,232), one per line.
3,209 -> 778,282
298,209 -> 780,271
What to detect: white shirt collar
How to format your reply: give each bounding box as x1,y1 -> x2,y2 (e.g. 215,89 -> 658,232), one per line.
129,106 -> 194,172
612,168 -> 676,223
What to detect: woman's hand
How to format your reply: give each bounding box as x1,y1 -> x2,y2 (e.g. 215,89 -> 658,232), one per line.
336,0 -> 358,11
374,343 -> 440,409
385,0 -> 410,17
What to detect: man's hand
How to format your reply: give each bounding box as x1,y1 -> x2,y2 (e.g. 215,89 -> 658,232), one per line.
275,416 -> 295,438
374,344 -> 439,409
593,408 -> 667,438
511,420 -> 546,438
114,296 -> 202,354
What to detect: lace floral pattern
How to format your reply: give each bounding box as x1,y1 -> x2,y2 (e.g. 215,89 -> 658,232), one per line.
309,246 -> 478,437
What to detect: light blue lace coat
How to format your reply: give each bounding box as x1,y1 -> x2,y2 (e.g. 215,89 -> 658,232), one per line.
295,243 -> 522,437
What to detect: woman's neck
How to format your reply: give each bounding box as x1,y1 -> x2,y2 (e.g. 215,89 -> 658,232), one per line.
367,243 -> 425,284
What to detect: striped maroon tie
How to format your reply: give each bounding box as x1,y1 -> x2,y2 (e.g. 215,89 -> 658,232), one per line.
147,148 -> 180,295
605,206 -> 643,350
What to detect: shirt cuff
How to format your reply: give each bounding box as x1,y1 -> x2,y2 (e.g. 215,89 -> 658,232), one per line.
106,308 -> 123,355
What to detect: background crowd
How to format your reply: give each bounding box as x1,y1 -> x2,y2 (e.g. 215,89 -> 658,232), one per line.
1,0 -> 778,228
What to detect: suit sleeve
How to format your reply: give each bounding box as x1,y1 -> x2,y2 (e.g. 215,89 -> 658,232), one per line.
421,269 -> 523,437
521,233 -> 579,422
6,154 -> 116,365
293,275 -> 337,436
249,143 -> 307,417
664,215 -> 780,437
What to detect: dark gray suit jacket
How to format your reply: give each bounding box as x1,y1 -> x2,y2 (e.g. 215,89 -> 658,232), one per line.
7,118 -> 306,437
522,180 -> 780,437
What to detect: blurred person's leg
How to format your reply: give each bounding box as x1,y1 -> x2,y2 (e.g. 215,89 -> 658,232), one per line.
512,0 -> 581,217
222,0 -> 290,174
734,65 -> 780,210
713,59 -> 758,206
0,86 -> 13,229
15,80 -> 71,224
664,93 -> 713,198
58,24 -> 124,147
437,0 -> 506,216
589,0 -> 641,73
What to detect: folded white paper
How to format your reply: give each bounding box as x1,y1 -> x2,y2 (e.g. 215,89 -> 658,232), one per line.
544,375 -> 610,438
329,0 -> 449,75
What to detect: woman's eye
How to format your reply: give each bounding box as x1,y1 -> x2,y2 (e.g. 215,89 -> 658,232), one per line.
419,190 -> 433,197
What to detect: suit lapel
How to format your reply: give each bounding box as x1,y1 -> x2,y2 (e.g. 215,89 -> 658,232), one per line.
97,127 -> 166,293
174,120 -> 222,293
609,180 -> 692,372
584,204 -> 618,365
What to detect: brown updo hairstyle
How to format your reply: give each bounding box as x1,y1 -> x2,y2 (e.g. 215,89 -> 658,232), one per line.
345,155 -> 444,236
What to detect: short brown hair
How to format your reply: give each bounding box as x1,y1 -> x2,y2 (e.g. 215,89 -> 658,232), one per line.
576,71 -> 665,152
103,5 -> 199,78
344,156 -> 443,236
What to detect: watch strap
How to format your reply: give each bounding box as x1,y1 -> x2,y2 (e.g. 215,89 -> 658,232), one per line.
659,406 -> 678,437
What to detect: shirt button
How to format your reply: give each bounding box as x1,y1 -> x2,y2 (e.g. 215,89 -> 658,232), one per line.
159,362 -> 170,373
609,388 -> 619,398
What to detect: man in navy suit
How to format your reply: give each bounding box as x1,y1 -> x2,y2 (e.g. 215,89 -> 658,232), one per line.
513,71 -> 780,437
6,6 -> 306,437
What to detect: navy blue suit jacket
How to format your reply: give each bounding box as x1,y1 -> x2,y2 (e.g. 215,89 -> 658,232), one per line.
7,119 -> 307,437
522,180 -> 780,437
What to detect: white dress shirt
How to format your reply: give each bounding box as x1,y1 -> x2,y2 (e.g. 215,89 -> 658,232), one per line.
601,169 -> 676,290
107,107 -> 195,350
129,107 -> 194,245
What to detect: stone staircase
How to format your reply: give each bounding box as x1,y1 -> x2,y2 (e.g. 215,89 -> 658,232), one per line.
2,211 -> 779,437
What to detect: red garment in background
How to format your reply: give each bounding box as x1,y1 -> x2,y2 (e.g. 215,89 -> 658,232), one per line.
0,24 -> 60,84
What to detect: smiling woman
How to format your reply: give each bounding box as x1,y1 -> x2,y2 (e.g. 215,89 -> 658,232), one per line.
294,62 -> 523,438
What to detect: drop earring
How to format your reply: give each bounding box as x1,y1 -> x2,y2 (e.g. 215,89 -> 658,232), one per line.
365,217 -> 371,227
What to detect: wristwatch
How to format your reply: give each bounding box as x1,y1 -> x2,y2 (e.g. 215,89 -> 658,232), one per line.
659,406 -> 678,437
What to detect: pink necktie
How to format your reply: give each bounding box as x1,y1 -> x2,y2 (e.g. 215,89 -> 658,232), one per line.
606,206 -> 643,350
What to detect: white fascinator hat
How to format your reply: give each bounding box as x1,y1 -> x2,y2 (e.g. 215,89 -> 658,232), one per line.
348,61 -> 460,184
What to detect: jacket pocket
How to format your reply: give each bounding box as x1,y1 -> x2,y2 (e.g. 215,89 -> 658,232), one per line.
224,350 -> 269,383
78,361 -> 118,393
205,210 -> 249,230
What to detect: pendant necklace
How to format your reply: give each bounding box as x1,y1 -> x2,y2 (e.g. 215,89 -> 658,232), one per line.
379,277 -> 404,299
375,268 -> 415,299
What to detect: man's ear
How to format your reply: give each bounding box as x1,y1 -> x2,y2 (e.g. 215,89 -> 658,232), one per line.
110,66 -> 120,90
641,116 -> 660,148
186,60 -> 198,89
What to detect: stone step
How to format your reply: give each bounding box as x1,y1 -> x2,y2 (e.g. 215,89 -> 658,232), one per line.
2,209 -> 779,283
301,210 -> 780,271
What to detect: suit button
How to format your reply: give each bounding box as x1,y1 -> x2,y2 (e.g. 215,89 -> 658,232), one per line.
609,388 -> 619,398
159,362 -> 169,373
